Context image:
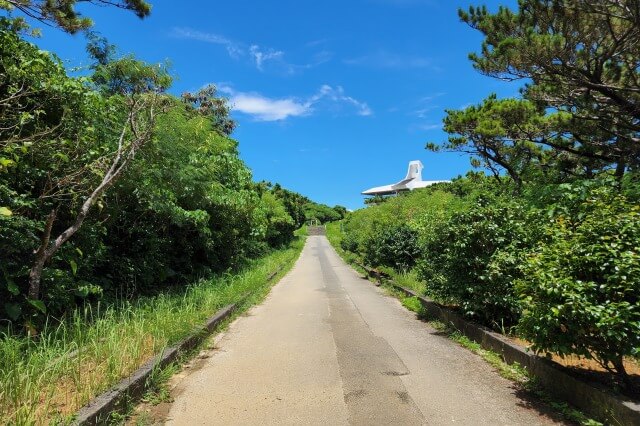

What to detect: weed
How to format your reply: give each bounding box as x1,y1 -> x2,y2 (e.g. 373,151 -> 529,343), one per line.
142,362 -> 180,406
401,297 -> 425,316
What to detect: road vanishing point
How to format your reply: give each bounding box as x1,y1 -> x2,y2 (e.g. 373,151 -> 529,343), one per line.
162,235 -> 566,425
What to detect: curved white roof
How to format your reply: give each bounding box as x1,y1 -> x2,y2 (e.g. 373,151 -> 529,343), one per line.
362,161 -> 449,196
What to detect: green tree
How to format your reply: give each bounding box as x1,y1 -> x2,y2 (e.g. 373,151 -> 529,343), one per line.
1,0 -> 151,33
457,0 -> 640,177
430,96 -> 547,187
271,183 -> 307,229
430,95 -> 614,186
26,55 -> 171,305
0,25 -> 108,319
182,85 -> 236,136
0,19 -> 74,150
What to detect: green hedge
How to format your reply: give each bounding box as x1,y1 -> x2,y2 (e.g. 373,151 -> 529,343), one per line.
341,174 -> 639,385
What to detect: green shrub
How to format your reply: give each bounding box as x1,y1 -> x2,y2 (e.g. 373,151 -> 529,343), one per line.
342,186 -> 468,261
340,232 -> 359,253
363,224 -> 421,271
417,196 -> 542,327
517,183 -> 640,388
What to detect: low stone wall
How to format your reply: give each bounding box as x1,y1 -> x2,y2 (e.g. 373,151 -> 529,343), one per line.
391,284 -> 640,426
73,304 -> 238,425
75,268 -> 284,425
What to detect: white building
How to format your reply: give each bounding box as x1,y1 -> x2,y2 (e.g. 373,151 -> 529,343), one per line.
362,160 -> 449,196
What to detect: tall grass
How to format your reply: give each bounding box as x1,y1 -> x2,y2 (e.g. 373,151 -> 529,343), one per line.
0,238 -> 304,425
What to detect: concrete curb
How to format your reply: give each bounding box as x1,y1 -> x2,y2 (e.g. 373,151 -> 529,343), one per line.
387,282 -> 640,426
74,266 -> 285,425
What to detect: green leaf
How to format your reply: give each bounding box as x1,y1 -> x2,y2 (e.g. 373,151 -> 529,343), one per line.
0,157 -> 16,168
74,287 -> 89,298
69,259 -> 78,276
28,299 -> 47,314
4,303 -> 21,321
0,207 -> 12,217
6,277 -> 19,296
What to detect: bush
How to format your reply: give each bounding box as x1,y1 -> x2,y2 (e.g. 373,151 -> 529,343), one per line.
517,183 -> 640,388
363,224 -> 421,271
417,196 -> 542,327
340,232 -> 359,253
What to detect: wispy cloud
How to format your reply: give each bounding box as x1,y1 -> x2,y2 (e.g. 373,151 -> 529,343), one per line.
309,85 -> 373,117
407,93 -> 446,132
417,123 -> 442,130
412,92 -> 445,118
345,50 -> 435,69
171,27 -> 330,74
171,27 -> 243,58
218,84 -> 372,121
408,122 -> 443,134
249,45 -> 284,71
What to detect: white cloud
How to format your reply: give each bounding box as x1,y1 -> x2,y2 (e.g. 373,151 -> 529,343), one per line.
171,27 -> 243,58
249,45 -> 284,71
345,50 -> 436,70
412,92 -> 445,117
218,84 -> 372,121
417,123 -> 442,130
171,27 -> 330,74
233,94 -> 310,121
310,85 -> 373,116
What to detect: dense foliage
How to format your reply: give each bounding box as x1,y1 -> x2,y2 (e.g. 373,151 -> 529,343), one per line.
342,175 -> 639,388
1,0 -> 151,33
0,22 -> 313,328
430,0 -> 640,184
267,182 -> 347,226
342,0 -> 640,391
518,181 -> 640,387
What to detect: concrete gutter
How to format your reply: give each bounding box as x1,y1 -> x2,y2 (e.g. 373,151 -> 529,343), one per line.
74,267 -> 283,425
385,281 -> 640,426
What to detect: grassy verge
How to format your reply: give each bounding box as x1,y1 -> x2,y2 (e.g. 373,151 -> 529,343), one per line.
325,223 -> 601,426
0,237 -> 304,425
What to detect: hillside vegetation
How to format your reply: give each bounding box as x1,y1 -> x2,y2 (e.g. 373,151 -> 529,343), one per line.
0,22 -> 344,329
342,0 -> 640,394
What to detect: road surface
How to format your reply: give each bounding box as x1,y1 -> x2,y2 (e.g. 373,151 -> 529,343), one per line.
163,236 -> 564,425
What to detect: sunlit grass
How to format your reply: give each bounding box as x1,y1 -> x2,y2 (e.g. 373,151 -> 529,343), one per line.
0,238 -> 304,425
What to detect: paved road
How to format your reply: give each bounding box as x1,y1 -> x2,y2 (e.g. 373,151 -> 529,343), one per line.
164,236 -> 564,425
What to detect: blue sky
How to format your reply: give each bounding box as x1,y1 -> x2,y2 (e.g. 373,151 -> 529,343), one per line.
23,0 -> 519,210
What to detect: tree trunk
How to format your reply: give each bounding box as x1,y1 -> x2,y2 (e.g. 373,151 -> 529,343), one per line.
611,356 -> 634,392
28,209 -> 56,300
614,158 -> 626,181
